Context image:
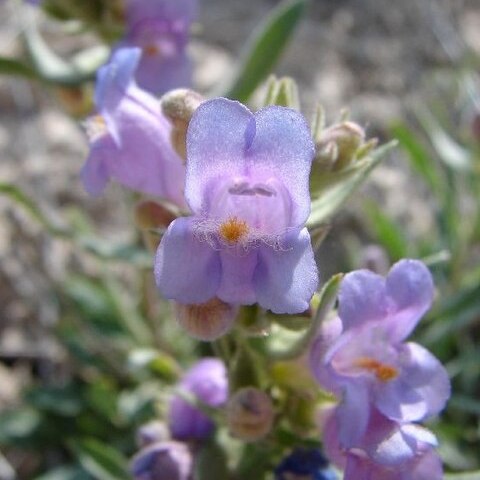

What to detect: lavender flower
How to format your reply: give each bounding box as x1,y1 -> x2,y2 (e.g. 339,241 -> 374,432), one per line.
115,0 -> 197,95
322,407 -> 442,480
81,47 -> 185,205
169,358 -> 228,440
310,259 -> 450,447
155,98 -> 318,315
343,448 -> 443,480
130,441 -> 192,480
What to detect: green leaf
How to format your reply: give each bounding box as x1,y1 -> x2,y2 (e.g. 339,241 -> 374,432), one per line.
363,200 -> 408,260
416,107 -> 472,172
391,122 -> 443,194
23,18 -> 106,86
224,0 -> 306,102
194,441 -> 229,480
0,408 -> 41,445
35,465 -> 91,480
445,472 -> 480,480
0,183 -> 70,237
269,273 -> 343,361
308,141 -> 397,227
0,56 -> 37,79
72,438 -> 130,480
26,384 -> 84,417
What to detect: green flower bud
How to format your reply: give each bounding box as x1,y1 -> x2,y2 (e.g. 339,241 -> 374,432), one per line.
227,387 -> 274,441
174,298 -> 237,341
161,89 -> 205,161
315,121 -> 370,171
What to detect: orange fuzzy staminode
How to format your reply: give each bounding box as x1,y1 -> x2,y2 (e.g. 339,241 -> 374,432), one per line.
356,357 -> 399,383
219,217 -> 249,245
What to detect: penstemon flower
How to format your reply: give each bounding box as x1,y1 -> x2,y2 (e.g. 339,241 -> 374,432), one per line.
309,259 -> 450,447
322,406 -> 443,480
155,98 -> 318,317
130,440 -> 192,480
81,47 -> 185,205
168,358 -> 228,440
115,0 -> 197,95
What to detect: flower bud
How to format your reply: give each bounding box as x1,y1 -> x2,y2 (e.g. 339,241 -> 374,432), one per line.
274,447 -> 337,480
315,121 -> 369,171
227,387 -> 274,441
161,89 -> 204,160
174,298 -> 238,341
130,441 -> 192,480
136,421 -> 169,448
135,200 -> 178,252
169,358 -> 228,441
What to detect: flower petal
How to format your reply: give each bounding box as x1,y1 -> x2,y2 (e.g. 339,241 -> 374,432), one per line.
338,269 -> 388,330
336,383 -> 370,448
95,47 -> 142,117
384,259 -> 434,341
185,98 -> 253,212
247,106 -> 314,226
154,217 -> 221,304
135,51 -> 192,95
375,342 -> 450,422
253,228 -> 318,314
127,0 -> 197,26
217,250 -> 257,305
80,146 -> 110,196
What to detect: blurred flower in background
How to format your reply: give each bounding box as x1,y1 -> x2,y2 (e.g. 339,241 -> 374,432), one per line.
116,0 -> 197,95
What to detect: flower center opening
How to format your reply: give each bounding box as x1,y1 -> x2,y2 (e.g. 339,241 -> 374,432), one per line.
355,357 -> 399,382
218,217 -> 249,245
144,44 -> 161,56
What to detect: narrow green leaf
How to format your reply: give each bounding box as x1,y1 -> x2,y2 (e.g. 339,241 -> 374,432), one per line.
416,107 -> 472,172
363,200 -> 408,260
308,141 -> 397,227
0,56 -> 37,79
23,18 -> 105,86
72,438 -> 130,480
35,465 -> 91,480
445,472 -> 480,480
391,122 -> 443,193
225,0 -> 306,102
269,273 -> 343,361
0,183 -> 70,237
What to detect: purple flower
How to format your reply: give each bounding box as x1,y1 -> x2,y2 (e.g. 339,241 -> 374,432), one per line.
169,358 -> 228,440
115,0 -> 197,95
155,98 -> 318,315
343,447 -> 443,480
81,47 -> 185,204
130,441 -> 192,480
322,407 -> 442,480
309,259 -> 450,447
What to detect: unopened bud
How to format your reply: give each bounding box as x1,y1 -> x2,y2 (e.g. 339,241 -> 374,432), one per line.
227,387 -> 274,441
136,421 -> 169,448
135,200 -> 177,252
315,121 -> 369,171
174,298 -> 237,341
130,441 -> 192,480
161,89 -> 204,160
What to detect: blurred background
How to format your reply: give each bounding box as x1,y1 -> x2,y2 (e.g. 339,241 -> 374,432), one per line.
0,0 -> 479,478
